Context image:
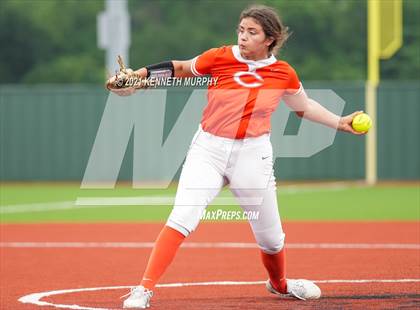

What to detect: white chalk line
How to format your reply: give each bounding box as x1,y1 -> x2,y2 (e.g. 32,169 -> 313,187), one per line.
0,201 -> 76,214
1,242 -> 419,250
75,197 -> 263,206
18,278 -> 420,310
74,186 -> 346,207
0,186 -> 348,214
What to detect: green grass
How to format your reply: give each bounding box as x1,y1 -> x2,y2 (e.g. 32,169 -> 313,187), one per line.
0,183 -> 419,223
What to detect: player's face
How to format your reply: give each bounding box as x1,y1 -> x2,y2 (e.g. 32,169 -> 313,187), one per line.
237,17 -> 274,60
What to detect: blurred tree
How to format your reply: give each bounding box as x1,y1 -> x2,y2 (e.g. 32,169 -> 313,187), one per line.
0,1 -> 54,83
0,0 -> 418,83
0,0 -> 104,83
129,0 -> 254,64
270,0 -> 367,80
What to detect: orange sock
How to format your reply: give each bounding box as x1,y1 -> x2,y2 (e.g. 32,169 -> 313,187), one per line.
140,225 -> 185,290
260,249 -> 287,293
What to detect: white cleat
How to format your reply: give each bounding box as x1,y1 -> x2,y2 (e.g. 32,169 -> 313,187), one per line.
266,279 -> 321,300
121,286 -> 153,308
286,279 -> 321,300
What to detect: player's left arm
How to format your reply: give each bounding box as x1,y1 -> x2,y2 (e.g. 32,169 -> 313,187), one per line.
106,59 -> 195,96
133,60 -> 195,78
283,88 -> 365,135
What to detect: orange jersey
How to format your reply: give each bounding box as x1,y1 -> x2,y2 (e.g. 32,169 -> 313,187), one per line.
191,45 -> 302,139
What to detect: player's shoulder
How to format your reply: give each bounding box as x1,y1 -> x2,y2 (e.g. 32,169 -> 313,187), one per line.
198,45 -> 233,60
220,45 -> 240,63
199,45 -> 236,65
210,45 -> 234,57
271,59 -> 294,70
269,59 -> 298,76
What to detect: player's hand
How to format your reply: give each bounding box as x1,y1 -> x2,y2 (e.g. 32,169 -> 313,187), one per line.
338,111 -> 366,135
105,56 -> 148,96
105,71 -> 137,97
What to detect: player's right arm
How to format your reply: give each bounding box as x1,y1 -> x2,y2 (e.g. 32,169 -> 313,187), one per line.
283,65 -> 365,135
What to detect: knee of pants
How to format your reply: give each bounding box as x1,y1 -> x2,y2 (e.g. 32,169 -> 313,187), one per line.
166,219 -> 191,237
257,232 -> 286,255
166,205 -> 204,236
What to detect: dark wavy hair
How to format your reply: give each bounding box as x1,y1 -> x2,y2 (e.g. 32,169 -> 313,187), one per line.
239,5 -> 290,54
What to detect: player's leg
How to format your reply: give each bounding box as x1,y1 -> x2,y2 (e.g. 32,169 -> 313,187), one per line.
230,174 -> 287,293
228,138 -> 287,293
123,131 -> 226,308
140,129 -> 226,291
241,183 -> 320,300
240,185 -> 288,293
228,138 -> 321,300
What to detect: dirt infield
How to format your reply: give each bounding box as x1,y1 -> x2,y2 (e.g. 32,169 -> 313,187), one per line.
1,222 -> 419,309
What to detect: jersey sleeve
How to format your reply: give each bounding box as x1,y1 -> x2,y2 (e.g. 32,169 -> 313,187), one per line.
190,47 -> 219,76
284,65 -> 303,96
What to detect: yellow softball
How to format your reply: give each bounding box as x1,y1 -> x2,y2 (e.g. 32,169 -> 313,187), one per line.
352,113 -> 372,132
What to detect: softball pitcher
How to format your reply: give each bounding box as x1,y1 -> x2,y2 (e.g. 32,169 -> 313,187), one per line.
107,5 -> 365,308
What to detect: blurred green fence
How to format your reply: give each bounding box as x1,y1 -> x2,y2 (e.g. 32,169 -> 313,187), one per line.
377,81 -> 420,179
0,82 -> 418,181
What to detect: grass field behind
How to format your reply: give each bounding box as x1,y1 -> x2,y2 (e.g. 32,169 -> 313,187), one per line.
1,182 -> 418,223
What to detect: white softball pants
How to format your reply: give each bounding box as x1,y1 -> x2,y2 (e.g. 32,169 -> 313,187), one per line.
166,126 -> 285,254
